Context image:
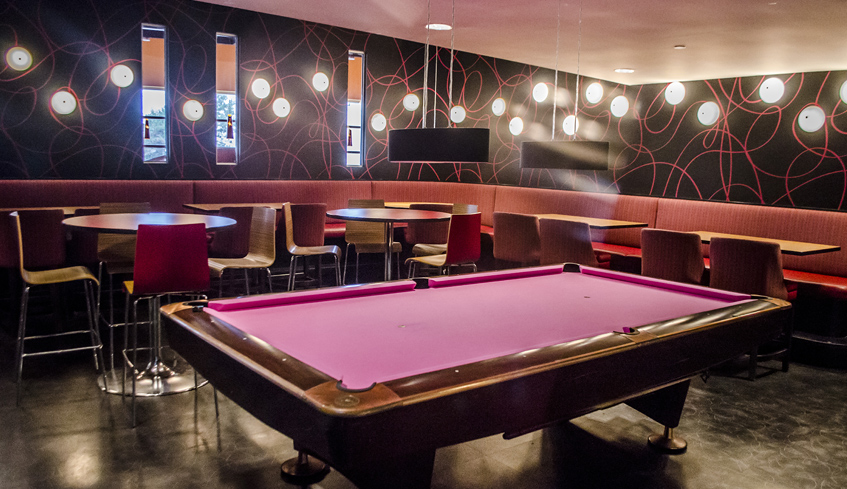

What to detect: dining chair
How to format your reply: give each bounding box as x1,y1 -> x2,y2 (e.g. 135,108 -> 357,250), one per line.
343,199 -> 401,284
97,202 -> 151,369
207,206 -> 253,258
709,236 -> 796,379
409,204 -> 480,258
641,228 -> 705,285
492,212 -> 541,267
539,218 -> 602,267
12,210 -> 106,406
208,206 -> 276,296
406,212 -> 482,277
122,223 -> 212,426
282,203 -> 342,290
405,203 -> 453,253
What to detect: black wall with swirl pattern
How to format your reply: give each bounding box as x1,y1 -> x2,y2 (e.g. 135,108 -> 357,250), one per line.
2,0 -> 847,211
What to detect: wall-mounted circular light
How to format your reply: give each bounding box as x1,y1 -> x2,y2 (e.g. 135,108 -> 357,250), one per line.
50,90 -> 77,115
272,97 -> 290,118
492,97 -> 506,116
797,105 -> 825,133
403,93 -> 419,111
563,115 -> 579,135
610,95 -> 629,118
664,81 -> 685,105
182,99 -> 204,121
840,80 -> 847,105
759,77 -> 785,104
312,72 -> 329,92
450,106 -> 466,124
697,101 -> 720,125
6,46 -> 32,71
508,117 -> 523,135
532,83 -> 549,103
585,83 -> 603,104
371,112 -> 387,132
109,64 -> 134,88
251,78 -> 271,99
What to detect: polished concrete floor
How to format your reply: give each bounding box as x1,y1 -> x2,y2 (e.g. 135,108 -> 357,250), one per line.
2,324 -> 846,489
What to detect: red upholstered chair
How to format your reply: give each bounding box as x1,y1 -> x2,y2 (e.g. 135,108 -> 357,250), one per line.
406,213 -> 481,277
208,207 -> 253,259
641,228 -> 705,285
123,223 -> 211,426
12,210 -> 105,406
539,219 -> 603,268
281,203 -> 342,290
709,237 -> 796,379
493,212 -> 541,267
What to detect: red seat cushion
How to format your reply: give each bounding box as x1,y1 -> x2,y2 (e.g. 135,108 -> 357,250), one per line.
591,242 -> 641,257
783,269 -> 847,299
324,223 -> 346,240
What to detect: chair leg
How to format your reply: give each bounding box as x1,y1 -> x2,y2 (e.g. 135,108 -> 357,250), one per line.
15,285 -> 30,407
288,256 -> 296,291
84,280 -> 107,388
265,267 -> 273,293
218,270 -> 224,298
243,269 -> 251,295
333,255 -> 342,286
343,243 -> 351,285
355,252 -> 360,284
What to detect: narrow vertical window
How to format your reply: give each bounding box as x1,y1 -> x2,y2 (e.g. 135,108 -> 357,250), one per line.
142,24 -> 167,163
216,33 -> 237,165
346,51 -> 365,167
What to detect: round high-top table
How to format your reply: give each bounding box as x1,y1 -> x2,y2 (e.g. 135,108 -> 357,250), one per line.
327,208 -> 451,281
62,212 -> 236,396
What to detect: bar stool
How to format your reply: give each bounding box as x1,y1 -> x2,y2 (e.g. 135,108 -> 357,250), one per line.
406,213 -> 481,277
12,210 -> 105,406
122,223 -> 211,426
709,237 -> 796,379
281,203 -> 342,290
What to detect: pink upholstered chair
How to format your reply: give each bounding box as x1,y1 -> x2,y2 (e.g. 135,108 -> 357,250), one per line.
493,212 -> 541,267
12,210 -> 105,406
641,229 -> 705,285
709,236 -> 795,379
406,213 -> 481,277
539,219 -> 602,268
123,223 -> 211,426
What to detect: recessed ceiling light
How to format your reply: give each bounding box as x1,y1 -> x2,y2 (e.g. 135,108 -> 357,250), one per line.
614,68 -> 635,74
673,45 -> 686,50
425,23 -> 452,31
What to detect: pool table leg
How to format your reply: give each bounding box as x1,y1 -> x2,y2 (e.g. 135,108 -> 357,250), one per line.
280,451 -> 330,485
625,379 -> 691,454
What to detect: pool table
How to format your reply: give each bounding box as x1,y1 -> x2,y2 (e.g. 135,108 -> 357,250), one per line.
161,265 -> 791,489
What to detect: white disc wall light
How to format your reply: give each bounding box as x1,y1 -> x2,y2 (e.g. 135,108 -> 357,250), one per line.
50,90 -> 77,115
272,97 -> 290,118
664,82 -> 685,105
563,115 -> 578,135
610,95 -> 629,118
182,99 -> 204,121
109,64 -> 134,87
585,83 -> 603,104
697,102 -> 720,125
450,106 -> 466,124
371,112 -> 387,131
840,80 -> 847,105
312,72 -> 329,92
251,78 -> 270,99
759,77 -> 785,104
403,93 -> 419,111
492,98 -> 506,116
532,83 -> 549,103
6,46 -> 32,71
797,105 -> 826,133
508,117 -> 523,135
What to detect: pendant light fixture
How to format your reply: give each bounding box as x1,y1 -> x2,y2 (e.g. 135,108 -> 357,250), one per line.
520,0 -> 609,171
388,0 -> 489,164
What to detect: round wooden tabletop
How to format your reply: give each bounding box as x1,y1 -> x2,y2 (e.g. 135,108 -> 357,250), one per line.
62,213 -> 236,234
326,208 -> 451,223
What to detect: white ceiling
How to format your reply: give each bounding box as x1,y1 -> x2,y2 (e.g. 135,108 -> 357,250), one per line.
199,0 -> 847,86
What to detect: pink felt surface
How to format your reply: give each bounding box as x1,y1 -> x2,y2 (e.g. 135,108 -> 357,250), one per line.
207,268 -> 752,390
